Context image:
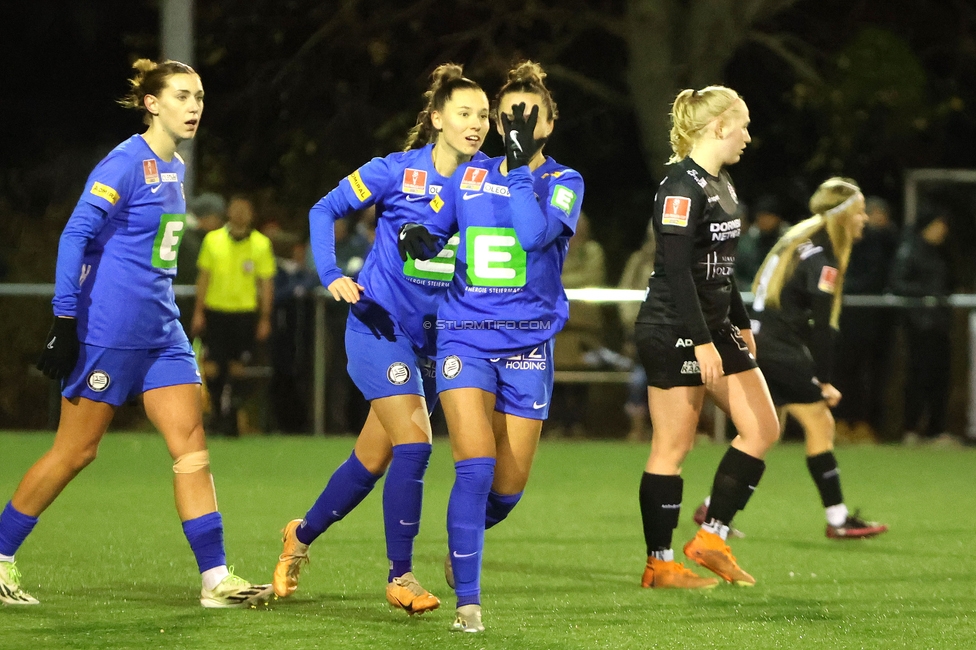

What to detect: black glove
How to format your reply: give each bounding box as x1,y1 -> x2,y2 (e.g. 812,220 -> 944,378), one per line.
501,102 -> 543,171
398,224 -> 439,262
36,317 -> 80,381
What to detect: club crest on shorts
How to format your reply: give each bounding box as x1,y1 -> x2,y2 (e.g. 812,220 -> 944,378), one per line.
87,370 -> 111,392
387,362 -> 411,386
442,355 -> 462,379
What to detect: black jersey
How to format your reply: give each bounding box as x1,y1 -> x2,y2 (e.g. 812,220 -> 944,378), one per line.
753,228 -> 839,382
636,157 -> 747,343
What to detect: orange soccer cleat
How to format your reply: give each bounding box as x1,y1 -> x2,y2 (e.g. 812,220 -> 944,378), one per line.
385,572 -> 440,615
641,556 -> 720,589
683,529 -> 756,586
273,519 -> 310,598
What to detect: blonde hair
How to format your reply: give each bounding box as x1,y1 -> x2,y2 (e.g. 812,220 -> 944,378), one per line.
118,58 -> 197,125
402,63 -> 483,151
492,60 -> 558,123
668,86 -> 743,164
753,177 -> 863,328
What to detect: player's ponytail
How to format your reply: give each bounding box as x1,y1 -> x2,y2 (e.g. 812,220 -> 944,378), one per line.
668,86 -> 742,164
402,63 -> 483,151
119,58 -> 197,125
492,60 -> 558,124
754,178 -> 862,328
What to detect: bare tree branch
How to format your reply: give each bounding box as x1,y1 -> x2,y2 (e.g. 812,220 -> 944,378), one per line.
545,64 -> 632,108
748,31 -> 824,85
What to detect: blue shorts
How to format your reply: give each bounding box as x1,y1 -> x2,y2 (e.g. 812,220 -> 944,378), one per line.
435,340 -> 554,420
62,340 -> 201,406
345,327 -> 438,413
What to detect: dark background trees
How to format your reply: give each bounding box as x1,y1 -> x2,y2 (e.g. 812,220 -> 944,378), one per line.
1,0 -> 975,426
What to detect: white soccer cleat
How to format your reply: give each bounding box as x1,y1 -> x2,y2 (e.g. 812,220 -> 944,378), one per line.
0,561 -> 40,605
451,604 -> 484,633
200,571 -> 274,608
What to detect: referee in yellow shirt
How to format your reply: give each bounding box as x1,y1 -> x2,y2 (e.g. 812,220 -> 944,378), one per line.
191,195 -> 276,435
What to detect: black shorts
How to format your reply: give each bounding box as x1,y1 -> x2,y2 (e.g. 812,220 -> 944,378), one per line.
635,321 -> 758,389
757,354 -> 823,406
203,309 -> 258,366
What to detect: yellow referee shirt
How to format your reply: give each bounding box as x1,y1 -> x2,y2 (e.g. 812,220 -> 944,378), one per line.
197,226 -> 276,312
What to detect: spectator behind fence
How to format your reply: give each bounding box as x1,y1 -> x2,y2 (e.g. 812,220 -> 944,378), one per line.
833,197 -> 899,438
889,206 -> 954,446
618,220 -> 655,441
191,194 -> 276,436
176,192 -> 226,286
734,195 -> 788,288
270,231 -> 319,432
550,211 -> 607,437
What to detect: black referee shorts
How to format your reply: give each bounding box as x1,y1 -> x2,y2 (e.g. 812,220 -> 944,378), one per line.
203,309 -> 258,366
635,321 -> 757,389
756,352 -> 823,406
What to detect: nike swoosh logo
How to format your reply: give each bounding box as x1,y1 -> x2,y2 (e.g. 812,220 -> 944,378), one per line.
150,183 -> 163,193
47,337 -> 56,349
462,192 -> 483,200
399,520 -> 420,526
405,195 -> 427,202
532,401 -> 548,409
509,130 -> 522,152
452,551 -> 478,558
332,510 -> 342,517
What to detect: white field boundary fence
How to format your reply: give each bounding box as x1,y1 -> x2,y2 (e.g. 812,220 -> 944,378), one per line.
5,283 -> 976,440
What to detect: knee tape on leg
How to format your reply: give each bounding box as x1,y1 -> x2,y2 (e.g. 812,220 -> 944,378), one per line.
173,450 -> 210,474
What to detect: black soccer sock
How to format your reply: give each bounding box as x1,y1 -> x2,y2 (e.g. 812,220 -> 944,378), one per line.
639,473 -> 683,556
704,447 -> 766,526
806,451 -> 844,508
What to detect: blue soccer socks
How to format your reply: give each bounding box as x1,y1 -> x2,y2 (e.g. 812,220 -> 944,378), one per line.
182,511 -> 226,574
0,502 -> 38,558
485,490 -> 523,529
383,442 -> 432,581
447,457 -> 496,607
297,451 -> 382,546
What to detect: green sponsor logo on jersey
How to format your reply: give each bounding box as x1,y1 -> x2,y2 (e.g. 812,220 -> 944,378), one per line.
465,226 -> 526,287
403,234 -> 460,282
551,184 -> 577,215
152,213 -> 187,269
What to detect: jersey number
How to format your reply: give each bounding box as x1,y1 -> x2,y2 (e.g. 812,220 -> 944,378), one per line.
465,227 -> 526,288
403,234 -> 460,282
152,213 -> 187,269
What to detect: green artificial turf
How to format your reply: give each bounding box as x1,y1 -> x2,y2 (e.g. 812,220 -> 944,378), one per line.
0,433 -> 973,649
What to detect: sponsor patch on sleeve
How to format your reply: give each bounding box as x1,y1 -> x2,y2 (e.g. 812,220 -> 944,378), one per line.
817,266 -> 838,293
661,196 -> 691,227
551,185 -> 577,215
430,194 -> 444,213
347,169 -> 372,202
90,181 -> 120,205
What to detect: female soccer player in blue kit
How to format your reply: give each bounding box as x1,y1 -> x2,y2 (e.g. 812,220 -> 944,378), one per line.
399,61 -> 584,633
273,64 -> 490,615
0,59 -> 272,608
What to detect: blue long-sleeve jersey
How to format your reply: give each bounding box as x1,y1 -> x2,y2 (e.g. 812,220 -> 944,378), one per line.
53,135 -> 189,349
309,144 -> 486,355
422,156 -> 584,358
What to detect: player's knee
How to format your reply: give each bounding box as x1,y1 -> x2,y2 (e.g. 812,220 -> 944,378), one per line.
650,439 -> 692,470
66,446 -> 99,473
173,449 -> 210,474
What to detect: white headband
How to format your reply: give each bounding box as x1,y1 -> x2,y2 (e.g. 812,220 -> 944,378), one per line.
824,190 -> 863,217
